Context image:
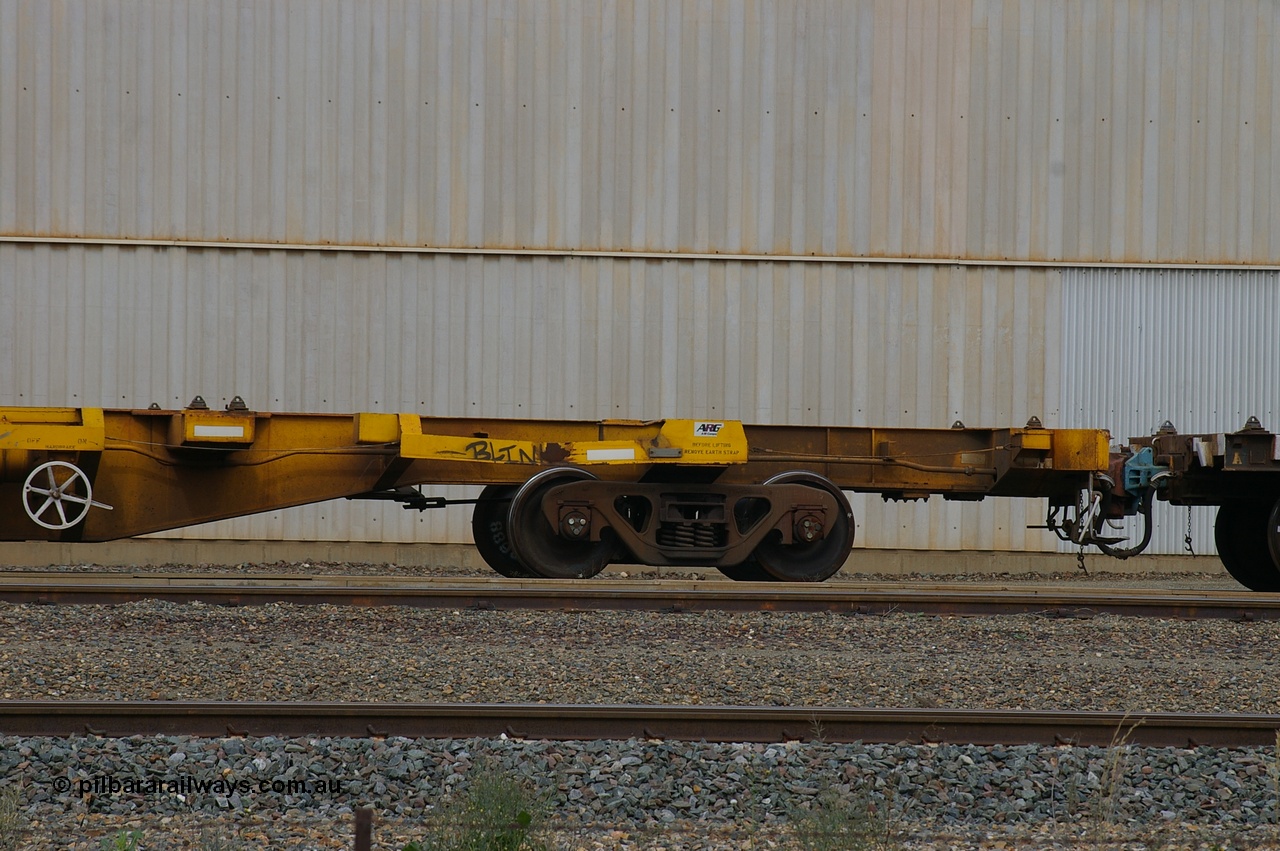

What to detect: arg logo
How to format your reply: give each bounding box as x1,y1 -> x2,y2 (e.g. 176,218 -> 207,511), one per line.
693,421 -> 724,437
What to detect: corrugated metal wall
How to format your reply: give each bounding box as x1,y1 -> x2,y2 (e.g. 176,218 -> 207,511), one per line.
2,0 -> 1278,263
2,1 -> 1276,554
0,241 -> 1059,550
1059,268 -> 1280,555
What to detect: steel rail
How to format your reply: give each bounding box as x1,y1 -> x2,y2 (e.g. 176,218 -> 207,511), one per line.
0,701 -> 1277,748
0,573 -> 1270,620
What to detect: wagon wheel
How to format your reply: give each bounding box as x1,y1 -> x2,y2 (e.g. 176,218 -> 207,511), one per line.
715,558 -> 781,582
1270,499 -> 1280,574
1215,501 -> 1280,592
471,485 -> 539,578
506,468 -> 616,579
751,472 -> 855,582
22,461 -> 112,530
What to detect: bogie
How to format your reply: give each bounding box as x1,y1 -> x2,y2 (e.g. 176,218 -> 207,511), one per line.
486,468 -> 855,582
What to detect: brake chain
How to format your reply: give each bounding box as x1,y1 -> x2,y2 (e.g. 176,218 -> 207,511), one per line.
1183,506 -> 1195,556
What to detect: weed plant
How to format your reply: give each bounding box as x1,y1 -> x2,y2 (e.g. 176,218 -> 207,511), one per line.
791,787 -> 903,851
404,768 -> 547,851
0,785 -> 23,851
1092,717 -> 1140,839
100,830 -> 142,851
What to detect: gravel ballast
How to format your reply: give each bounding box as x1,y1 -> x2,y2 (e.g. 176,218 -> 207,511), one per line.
0,600 -> 1277,712
7,735 -> 1280,849
3,570 -> 1279,848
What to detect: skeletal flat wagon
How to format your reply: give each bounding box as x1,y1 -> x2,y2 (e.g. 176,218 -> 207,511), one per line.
3,401 -> 1278,589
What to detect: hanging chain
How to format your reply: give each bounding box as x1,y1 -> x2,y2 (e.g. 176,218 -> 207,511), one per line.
1073,484 -> 1090,575
1183,506 -> 1195,556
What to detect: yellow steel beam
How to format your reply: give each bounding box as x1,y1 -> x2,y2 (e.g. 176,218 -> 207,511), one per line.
0,405 -> 1111,543
0,407 -> 106,451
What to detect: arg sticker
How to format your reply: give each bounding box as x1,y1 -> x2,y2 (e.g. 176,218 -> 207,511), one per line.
693,421 -> 724,437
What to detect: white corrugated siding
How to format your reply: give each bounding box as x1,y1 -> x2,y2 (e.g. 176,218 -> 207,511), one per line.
3,1 -> 1277,555
1,0 -> 1278,263
1058,268 -> 1280,555
0,242 -> 1060,550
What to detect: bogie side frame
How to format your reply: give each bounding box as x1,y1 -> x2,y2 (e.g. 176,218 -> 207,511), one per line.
2,402 -> 1279,587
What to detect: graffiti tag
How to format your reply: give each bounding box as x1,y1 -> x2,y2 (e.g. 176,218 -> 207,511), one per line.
464,440 -> 540,464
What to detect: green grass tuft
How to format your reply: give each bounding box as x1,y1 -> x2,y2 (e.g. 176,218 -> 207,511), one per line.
0,785 -> 24,851
406,768 -> 547,851
792,787 -> 903,851
100,830 -> 143,851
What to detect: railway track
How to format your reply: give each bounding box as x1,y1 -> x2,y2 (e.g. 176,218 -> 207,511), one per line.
1,700 -> 1277,748
0,571 -> 1273,620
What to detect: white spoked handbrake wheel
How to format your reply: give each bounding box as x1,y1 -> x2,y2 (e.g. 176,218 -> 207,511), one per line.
21,461 -> 114,530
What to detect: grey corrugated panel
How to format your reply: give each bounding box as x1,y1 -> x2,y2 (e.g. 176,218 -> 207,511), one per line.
852,262 -> 1054,552
1058,267 -> 1280,556
0,2 -> 15,235
2,243 -> 1061,550
3,0 -> 1278,264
